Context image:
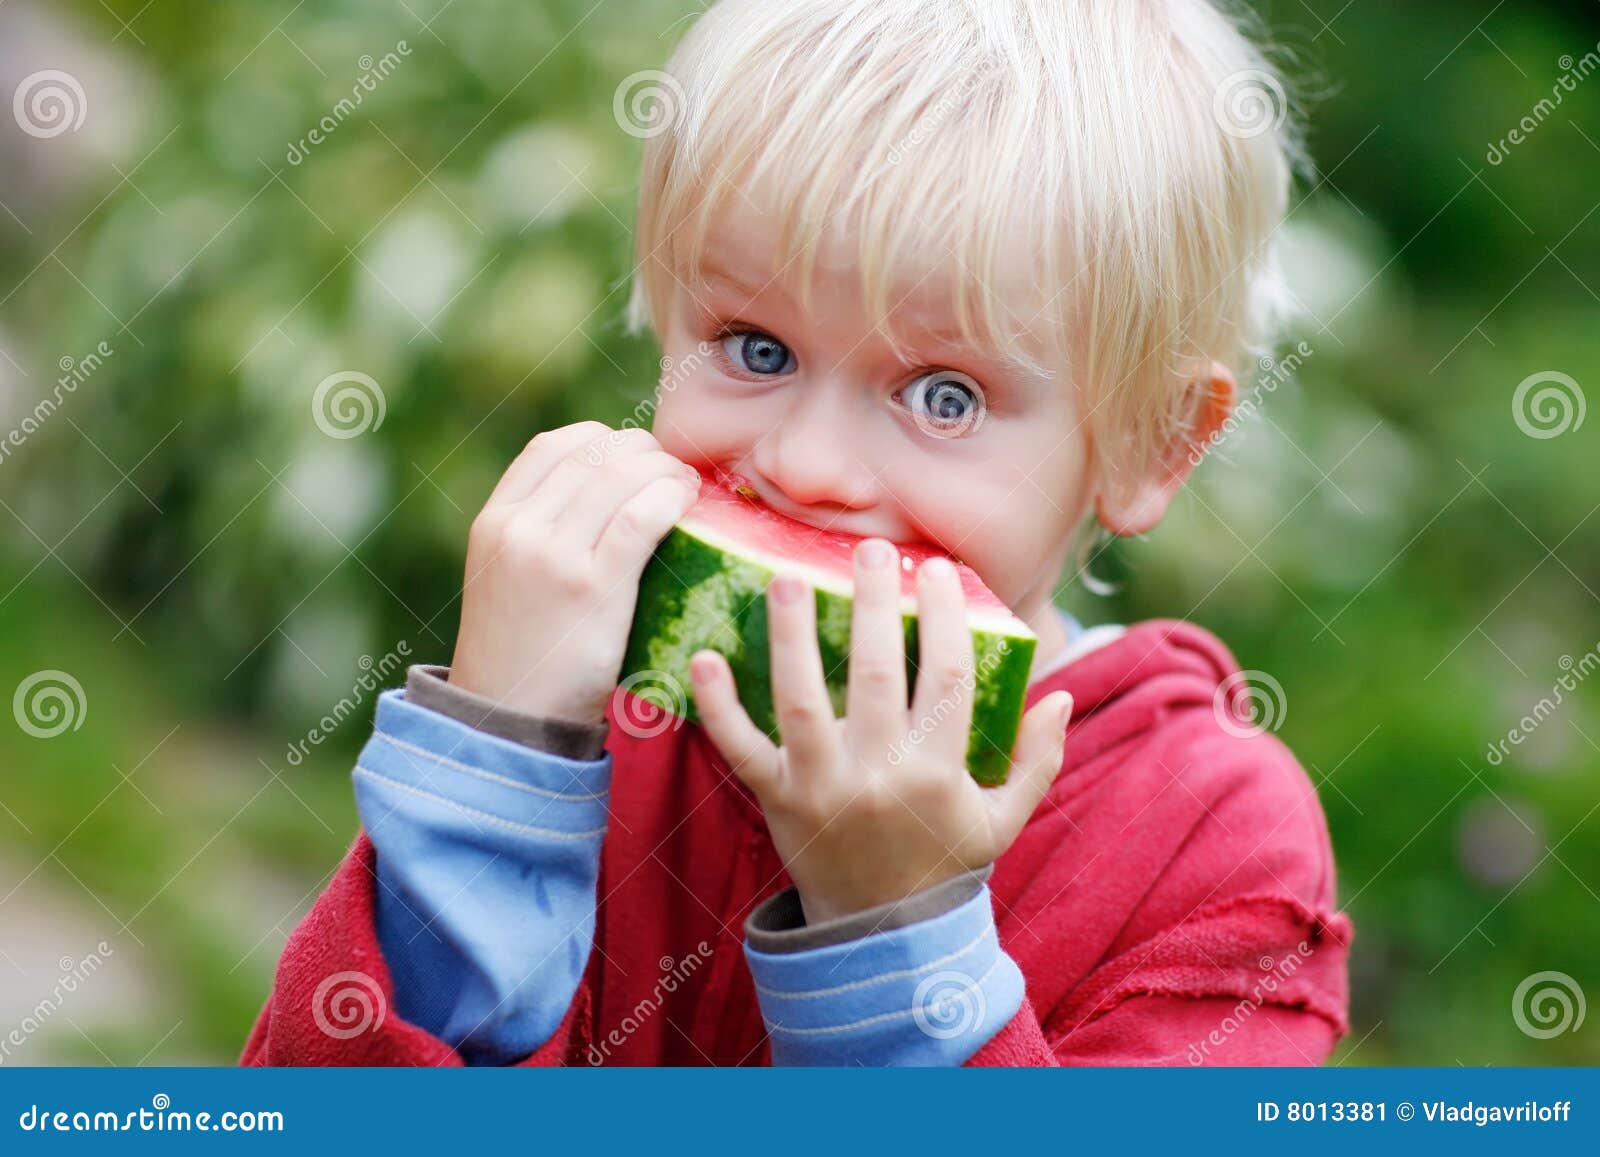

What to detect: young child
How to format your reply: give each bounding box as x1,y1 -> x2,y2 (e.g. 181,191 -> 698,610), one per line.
244,0 -> 1351,1066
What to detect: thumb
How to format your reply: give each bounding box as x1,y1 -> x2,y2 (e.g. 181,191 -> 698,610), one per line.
987,691 -> 1073,841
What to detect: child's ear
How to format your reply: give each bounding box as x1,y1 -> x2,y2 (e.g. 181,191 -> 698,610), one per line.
1094,361 -> 1238,537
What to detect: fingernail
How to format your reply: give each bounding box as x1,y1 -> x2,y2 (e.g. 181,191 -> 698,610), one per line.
1058,693 -> 1074,725
770,575 -> 804,604
690,652 -> 718,682
858,539 -> 894,569
921,556 -> 955,581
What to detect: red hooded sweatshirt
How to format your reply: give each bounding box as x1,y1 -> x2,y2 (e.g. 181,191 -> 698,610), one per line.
242,618 -> 1352,1066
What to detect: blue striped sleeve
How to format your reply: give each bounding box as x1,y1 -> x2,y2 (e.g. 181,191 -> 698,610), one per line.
743,884 -> 1025,1066
352,688 -> 611,1065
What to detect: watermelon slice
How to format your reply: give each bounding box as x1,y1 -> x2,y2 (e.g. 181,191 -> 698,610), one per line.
618,467 -> 1036,785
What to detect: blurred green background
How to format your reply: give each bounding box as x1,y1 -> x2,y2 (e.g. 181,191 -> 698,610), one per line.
0,0 -> 1595,1064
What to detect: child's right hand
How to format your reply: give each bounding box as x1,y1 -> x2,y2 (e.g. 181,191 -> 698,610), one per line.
447,421 -> 702,725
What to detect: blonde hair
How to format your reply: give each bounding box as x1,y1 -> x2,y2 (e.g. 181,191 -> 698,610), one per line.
626,0 -> 1304,496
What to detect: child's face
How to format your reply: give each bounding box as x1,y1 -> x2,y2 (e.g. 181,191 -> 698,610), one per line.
648,197 -> 1091,646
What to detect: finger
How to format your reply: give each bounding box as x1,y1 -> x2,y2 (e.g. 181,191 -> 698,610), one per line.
522,427 -> 666,521
593,474 -> 701,575
845,538 -> 909,754
985,692 -> 1073,843
484,421 -> 615,510
907,556 -> 975,766
689,650 -> 781,794
561,451 -> 699,550
494,424 -> 660,511
766,573 -> 839,778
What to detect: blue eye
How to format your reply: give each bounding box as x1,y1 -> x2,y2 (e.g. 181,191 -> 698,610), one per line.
722,331 -> 794,376
900,371 -> 986,438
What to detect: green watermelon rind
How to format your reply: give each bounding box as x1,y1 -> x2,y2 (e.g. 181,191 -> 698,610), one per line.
620,522 -> 1037,786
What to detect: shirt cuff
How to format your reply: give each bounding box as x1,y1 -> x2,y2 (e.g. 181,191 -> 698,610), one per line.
743,874 -> 1025,1066
404,663 -> 610,762
746,865 -> 993,953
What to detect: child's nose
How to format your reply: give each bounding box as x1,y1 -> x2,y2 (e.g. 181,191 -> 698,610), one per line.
754,378 -> 877,514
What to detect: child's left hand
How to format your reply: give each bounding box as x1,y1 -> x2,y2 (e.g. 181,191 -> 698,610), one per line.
689,537 -> 1074,924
